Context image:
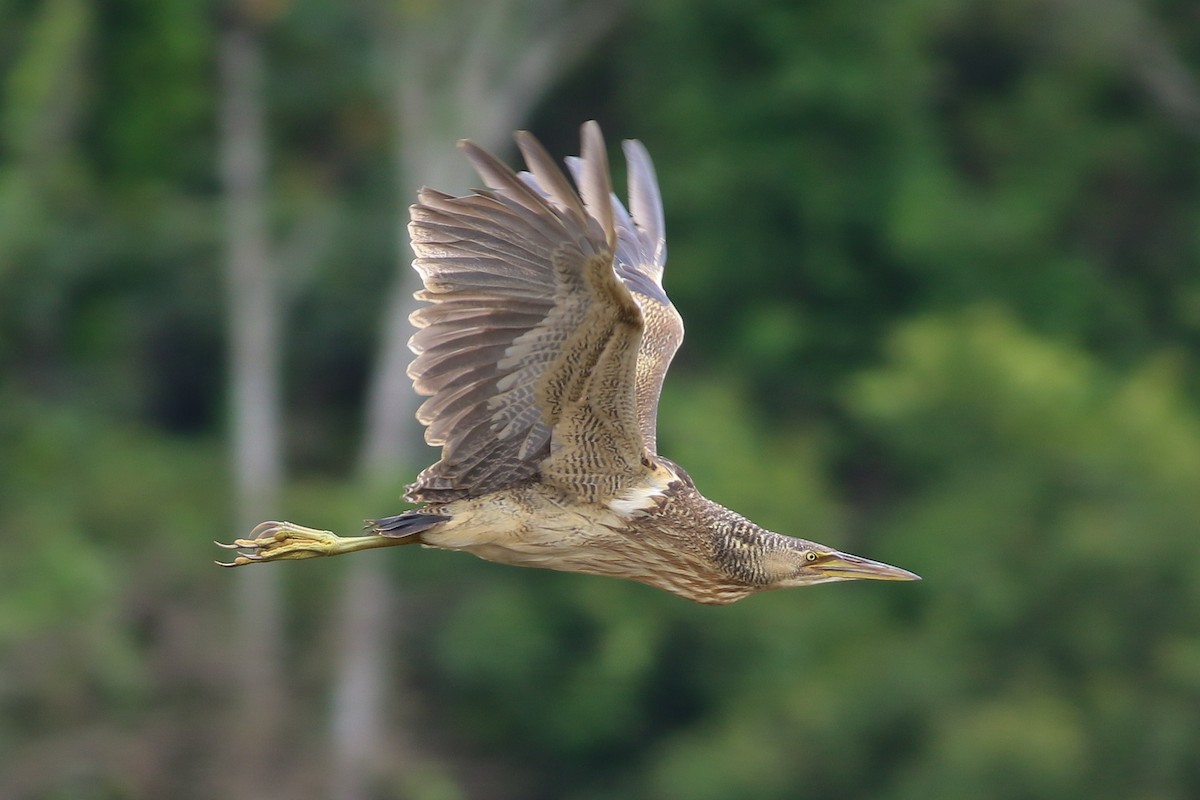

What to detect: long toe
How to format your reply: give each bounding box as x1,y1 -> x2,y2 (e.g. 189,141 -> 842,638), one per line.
215,521 -> 340,566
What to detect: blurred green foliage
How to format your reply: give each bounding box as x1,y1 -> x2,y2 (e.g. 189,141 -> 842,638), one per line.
2,0 -> 1199,798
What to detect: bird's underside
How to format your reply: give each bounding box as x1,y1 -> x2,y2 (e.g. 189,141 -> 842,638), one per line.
217,122 -> 919,604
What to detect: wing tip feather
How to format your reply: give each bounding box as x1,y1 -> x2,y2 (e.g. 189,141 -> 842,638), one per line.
579,120 -> 616,250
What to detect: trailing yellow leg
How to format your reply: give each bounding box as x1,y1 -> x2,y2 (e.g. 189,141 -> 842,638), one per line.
215,520 -> 397,567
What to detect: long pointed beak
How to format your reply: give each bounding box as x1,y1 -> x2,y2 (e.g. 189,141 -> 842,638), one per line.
815,551 -> 921,582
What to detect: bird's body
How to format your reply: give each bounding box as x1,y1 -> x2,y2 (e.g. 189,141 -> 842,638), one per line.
219,122 -> 918,603
387,459 -> 804,605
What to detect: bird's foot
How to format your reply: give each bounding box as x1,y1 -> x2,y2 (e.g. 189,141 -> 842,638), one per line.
215,521 -> 371,567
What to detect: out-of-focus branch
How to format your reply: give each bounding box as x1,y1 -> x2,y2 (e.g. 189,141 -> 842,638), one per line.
1120,12 -> 1200,136
1052,0 -> 1200,137
491,0 -> 627,130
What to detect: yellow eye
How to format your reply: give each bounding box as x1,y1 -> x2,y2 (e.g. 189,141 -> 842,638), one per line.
805,551 -> 818,562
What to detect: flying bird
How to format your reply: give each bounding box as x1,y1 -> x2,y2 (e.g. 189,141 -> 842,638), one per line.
217,122 -> 919,604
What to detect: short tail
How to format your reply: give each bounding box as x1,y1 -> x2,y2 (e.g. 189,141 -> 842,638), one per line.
367,510 -> 450,543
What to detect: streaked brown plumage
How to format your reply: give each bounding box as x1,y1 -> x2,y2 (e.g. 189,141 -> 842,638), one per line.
217,122 -> 919,604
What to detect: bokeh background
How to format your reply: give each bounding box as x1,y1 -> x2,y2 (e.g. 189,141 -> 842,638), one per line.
3,0 -> 1200,798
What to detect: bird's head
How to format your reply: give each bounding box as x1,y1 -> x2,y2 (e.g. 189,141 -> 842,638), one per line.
762,538 -> 921,589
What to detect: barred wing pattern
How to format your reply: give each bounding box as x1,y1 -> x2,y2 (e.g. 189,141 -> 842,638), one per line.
561,138 -> 682,451
405,122 -> 681,504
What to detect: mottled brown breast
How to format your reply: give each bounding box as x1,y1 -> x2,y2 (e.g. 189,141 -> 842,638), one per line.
592,466 -> 774,604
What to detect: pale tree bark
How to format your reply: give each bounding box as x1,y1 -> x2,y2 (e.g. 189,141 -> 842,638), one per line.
218,12 -> 288,800
326,1 -> 626,798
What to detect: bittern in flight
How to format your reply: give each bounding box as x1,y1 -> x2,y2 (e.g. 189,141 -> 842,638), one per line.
218,122 -> 919,604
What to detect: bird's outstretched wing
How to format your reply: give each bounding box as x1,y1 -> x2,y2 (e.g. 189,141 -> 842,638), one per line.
612,142 -> 683,451
406,122 -> 676,504
559,139 -> 683,452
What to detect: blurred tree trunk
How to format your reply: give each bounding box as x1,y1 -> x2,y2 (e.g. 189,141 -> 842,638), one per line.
326,1 -> 625,797
218,10 -> 287,800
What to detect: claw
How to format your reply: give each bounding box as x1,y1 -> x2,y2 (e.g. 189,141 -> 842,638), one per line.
250,520 -> 285,539
214,535 -> 264,567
